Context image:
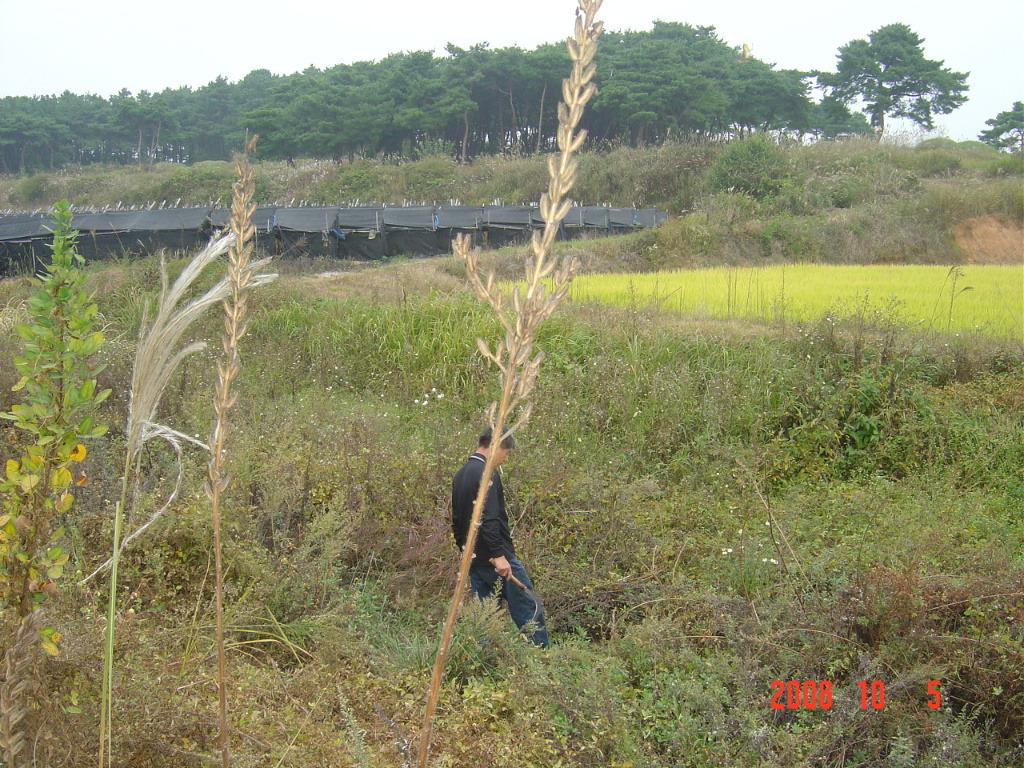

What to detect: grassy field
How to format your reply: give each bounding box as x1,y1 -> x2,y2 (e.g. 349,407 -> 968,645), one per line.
0,246 -> 1021,767
1,134 -> 1022,767
570,264 -> 1023,339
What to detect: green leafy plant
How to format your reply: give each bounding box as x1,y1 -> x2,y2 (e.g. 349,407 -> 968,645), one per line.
0,201 -> 109,625
843,374 -> 882,457
0,202 -> 108,767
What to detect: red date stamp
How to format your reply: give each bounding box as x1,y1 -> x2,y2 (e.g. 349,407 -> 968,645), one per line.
770,680 -> 942,710
770,680 -> 834,709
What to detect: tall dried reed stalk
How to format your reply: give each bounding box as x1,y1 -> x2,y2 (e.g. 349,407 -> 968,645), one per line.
416,2 -> 602,765
0,611 -> 42,768
93,145 -> 274,768
205,135 -> 267,767
95,231 -> 237,767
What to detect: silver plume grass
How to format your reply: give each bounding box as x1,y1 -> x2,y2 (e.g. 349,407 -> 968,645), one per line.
126,232 -> 234,459
82,224 -> 275,584
128,232 -> 275,460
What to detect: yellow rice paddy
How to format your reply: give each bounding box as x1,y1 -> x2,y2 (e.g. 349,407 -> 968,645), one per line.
570,265 -> 1023,339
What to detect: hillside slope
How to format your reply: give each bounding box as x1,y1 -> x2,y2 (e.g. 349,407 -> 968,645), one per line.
2,139 -> 1021,271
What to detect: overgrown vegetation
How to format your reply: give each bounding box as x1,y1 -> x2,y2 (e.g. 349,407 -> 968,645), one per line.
4,137 -> 1020,280
0,203 -> 1019,765
0,22 -> 1021,767
0,203 -> 108,623
3,135 -> 1020,214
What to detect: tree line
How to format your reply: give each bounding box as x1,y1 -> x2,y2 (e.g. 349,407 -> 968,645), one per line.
1,21 -> 980,174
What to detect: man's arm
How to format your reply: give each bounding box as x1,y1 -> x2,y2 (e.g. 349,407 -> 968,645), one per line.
478,473 -> 510,571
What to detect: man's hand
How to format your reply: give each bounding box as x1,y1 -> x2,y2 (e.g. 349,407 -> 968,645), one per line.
489,555 -> 512,579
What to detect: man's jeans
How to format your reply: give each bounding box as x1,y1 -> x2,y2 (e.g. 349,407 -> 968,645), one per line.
469,558 -> 549,648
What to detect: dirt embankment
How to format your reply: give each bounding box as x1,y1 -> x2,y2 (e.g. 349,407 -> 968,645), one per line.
954,215 -> 1024,264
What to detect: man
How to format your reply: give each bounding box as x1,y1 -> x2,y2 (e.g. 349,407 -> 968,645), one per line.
451,426 -> 549,647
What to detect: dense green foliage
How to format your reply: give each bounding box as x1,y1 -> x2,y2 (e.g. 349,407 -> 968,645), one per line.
0,202 -> 108,640
980,102 -> 1024,153
0,22 -> 842,172
820,24 -> 969,135
707,135 -> 792,198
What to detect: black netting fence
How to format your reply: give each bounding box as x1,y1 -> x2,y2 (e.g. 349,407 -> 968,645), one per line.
1,204 -> 666,274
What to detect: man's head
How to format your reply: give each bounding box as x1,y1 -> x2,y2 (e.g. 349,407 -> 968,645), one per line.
478,425 -> 515,465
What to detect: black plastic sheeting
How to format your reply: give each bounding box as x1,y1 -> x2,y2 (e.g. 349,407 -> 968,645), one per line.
1,204 -> 666,275
275,207 -> 343,257
0,212 -> 50,240
75,208 -> 212,232
437,205 -> 485,250
335,205 -> 385,230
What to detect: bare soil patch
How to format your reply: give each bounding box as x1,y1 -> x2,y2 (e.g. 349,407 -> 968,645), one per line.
295,257 -> 465,302
954,215 -> 1024,264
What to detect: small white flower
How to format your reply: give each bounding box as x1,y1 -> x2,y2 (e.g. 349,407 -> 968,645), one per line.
437,393 -> 444,399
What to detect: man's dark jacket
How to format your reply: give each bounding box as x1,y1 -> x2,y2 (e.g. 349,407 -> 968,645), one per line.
451,453 -> 515,562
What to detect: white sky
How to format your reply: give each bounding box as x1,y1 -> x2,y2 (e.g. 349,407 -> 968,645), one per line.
1,0 -> 1021,142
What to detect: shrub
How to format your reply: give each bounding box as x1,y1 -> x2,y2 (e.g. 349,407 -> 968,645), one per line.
900,147 -> 964,177
326,160 -> 390,202
145,161 -> 236,205
707,136 -> 791,199
15,173 -> 54,204
1,203 -> 109,625
396,156 -> 460,202
986,152 -> 1024,180
469,154 -> 549,204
